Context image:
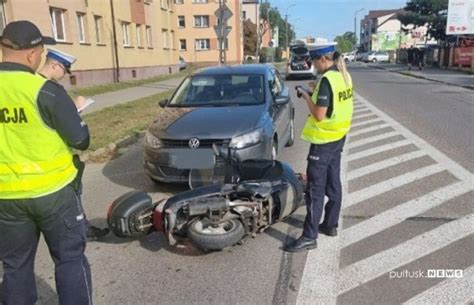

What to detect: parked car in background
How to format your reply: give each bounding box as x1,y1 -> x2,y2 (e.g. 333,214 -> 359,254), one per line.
343,51 -> 356,62
144,64 -> 295,183
179,56 -> 187,70
365,51 -> 390,63
286,44 -> 315,80
356,52 -> 367,61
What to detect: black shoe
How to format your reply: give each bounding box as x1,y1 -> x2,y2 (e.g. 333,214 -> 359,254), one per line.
318,225 -> 337,237
284,236 -> 317,252
86,226 -> 110,241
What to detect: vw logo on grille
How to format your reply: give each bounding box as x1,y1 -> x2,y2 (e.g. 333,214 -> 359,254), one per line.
188,138 -> 200,149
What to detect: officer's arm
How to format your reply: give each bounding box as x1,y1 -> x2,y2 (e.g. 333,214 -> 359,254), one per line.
37,82 -> 90,150
304,77 -> 331,122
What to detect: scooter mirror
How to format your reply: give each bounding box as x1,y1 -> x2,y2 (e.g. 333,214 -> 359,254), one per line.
212,143 -> 220,157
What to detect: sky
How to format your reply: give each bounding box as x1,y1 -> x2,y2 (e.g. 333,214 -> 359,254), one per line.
268,0 -> 408,41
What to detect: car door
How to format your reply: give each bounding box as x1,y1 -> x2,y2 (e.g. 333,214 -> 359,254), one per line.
268,68 -> 290,151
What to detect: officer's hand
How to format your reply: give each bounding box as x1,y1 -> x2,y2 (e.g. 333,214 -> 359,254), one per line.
74,96 -> 86,110
308,81 -> 316,91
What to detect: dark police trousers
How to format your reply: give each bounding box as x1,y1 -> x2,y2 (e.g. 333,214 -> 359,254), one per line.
0,185 -> 92,305
303,137 -> 346,239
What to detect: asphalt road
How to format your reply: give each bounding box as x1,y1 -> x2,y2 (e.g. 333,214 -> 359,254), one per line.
2,63 -> 472,305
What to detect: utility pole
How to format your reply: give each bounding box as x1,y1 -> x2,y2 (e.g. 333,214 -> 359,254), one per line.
255,0 -> 259,62
285,14 -> 288,57
218,0 -> 224,65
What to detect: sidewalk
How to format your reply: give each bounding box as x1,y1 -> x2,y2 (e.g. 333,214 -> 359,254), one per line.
365,62 -> 474,90
82,76 -> 183,114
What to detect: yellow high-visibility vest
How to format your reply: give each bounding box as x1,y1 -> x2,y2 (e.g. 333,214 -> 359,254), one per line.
301,70 -> 353,144
0,71 -> 77,199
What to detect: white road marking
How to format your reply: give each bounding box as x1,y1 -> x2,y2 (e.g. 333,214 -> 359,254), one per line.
347,150 -> 427,180
341,180 -> 473,247
346,140 -> 412,162
346,164 -> 444,208
403,265 -> 474,305
348,131 -> 400,148
338,214 -> 473,294
349,123 -> 390,137
350,118 -> 384,129
350,112 -> 378,121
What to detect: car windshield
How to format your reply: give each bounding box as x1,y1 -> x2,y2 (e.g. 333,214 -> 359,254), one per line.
168,74 -> 265,106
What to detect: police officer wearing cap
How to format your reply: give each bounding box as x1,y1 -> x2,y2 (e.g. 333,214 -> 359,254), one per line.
0,21 -> 92,304
39,48 -> 88,110
285,45 -> 353,252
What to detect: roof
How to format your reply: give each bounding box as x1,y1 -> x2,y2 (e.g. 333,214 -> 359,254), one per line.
193,64 -> 272,76
361,9 -> 403,27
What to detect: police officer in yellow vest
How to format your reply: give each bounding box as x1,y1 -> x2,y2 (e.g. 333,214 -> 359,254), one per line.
0,21 -> 92,304
285,45 -> 353,252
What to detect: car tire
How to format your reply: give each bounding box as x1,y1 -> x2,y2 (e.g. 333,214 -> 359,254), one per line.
188,218 -> 245,251
286,115 -> 295,147
372,58 -> 377,63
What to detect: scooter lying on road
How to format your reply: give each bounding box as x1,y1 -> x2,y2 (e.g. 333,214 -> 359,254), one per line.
106,145 -> 306,251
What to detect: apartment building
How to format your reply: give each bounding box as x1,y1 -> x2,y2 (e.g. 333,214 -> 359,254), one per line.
360,9 -> 435,52
174,0 -> 243,65
0,0 -> 179,89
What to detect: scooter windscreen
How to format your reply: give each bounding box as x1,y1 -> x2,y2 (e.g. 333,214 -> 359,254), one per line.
188,161 -> 226,189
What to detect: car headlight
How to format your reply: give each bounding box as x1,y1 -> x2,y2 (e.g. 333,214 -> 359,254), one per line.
229,129 -> 262,149
145,130 -> 163,149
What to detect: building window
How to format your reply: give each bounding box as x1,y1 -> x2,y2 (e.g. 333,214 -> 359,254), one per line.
146,26 -> 153,48
170,30 -> 174,49
76,13 -> 86,43
136,24 -> 142,47
50,8 -> 67,42
195,39 -> 209,51
193,0 -> 208,3
179,39 -> 187,51
94,15 -> 103,44
122,22 -> 130,46
242,11 -> 246,20
194,15 -> 209,27
0,2 -> 6,34
162,29 -> 169,49
161,0 -> 168,9
178,16 -> 185,28
175,0 -> 183,3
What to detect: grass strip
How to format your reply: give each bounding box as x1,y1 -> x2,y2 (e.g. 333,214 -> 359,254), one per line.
81,90 -> 173,152
68,66 -> 196,97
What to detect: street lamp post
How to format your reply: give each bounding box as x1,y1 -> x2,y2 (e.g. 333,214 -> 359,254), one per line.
354,8 -> 364,53
285,4 -> 296,59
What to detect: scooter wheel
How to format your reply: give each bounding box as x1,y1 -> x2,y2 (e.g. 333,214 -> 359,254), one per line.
188,218 -> 245,251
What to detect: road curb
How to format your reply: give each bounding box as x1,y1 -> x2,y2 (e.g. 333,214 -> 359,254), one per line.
80,130 -> 146,163
367,64 -> 474,91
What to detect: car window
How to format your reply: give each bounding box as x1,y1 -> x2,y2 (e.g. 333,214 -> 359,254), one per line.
266,70 -> 280,96
168,74 -> 265,106
272,69 -> 283,96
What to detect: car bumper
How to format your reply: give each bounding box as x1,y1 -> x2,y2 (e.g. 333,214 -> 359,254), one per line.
144,142 -> 269,183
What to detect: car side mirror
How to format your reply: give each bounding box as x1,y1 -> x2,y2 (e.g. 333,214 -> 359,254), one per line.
274,95 -> 289,105
159,99 -> 168,108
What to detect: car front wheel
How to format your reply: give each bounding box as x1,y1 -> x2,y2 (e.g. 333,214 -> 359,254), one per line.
372,58 -> 377,63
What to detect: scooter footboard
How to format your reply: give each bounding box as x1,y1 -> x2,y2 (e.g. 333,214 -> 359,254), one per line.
107,190 -> 155,238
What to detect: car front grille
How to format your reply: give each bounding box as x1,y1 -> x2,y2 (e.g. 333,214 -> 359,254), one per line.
161,138 -> 231,148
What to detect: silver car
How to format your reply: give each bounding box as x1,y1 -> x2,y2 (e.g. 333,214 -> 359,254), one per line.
144,64 -> 295,183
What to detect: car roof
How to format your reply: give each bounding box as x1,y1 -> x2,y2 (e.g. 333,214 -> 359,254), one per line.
192,64 -> 272,76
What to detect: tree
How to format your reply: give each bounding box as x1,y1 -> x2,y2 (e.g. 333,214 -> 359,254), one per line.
334,32 -> 356,53
243,19 -> 257,56
398,0 -> 448,42
259,2 -> 295,49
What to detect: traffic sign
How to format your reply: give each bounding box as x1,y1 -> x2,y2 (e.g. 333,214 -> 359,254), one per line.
214,4 -> 233,23
214,25 -> 232,38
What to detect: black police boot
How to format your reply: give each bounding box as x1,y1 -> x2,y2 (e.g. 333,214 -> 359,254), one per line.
284,235 -> 317,252
86,226 -> 110,241
318,225 -> 338,237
